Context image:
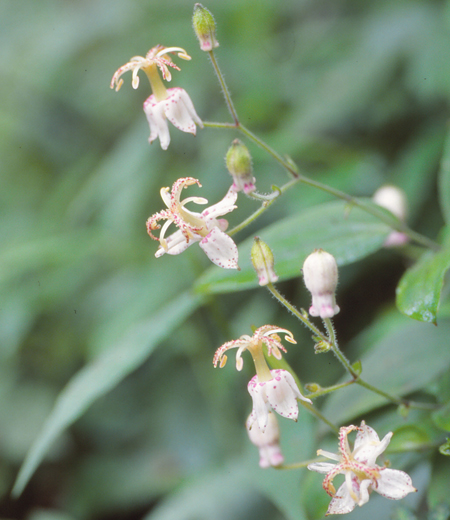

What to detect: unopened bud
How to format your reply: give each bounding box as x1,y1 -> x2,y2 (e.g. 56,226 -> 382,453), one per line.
373,185 -> 408,221
246,412 -> 284,468
192,4 -> 219,52
226,139 -> 256,194
373,185 -> 409,247
251,237 -> 278,286
302,249 -> 340,319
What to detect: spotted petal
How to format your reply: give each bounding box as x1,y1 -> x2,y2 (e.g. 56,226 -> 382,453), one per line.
202,186 -> 238,221
163,87 -> 203,135
199,227 -> 239,269
143,95 -> 171,150
375,468 -> 417,500
327,481 -> 357,515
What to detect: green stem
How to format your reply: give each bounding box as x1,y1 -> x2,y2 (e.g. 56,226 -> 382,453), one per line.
306,380 -> 355,399
276,456 -> 326,471
203,120 -> 440,251
208,51 -> 239,126
302,401 -> 339,434
228,178 -> 301,236
238,124 -> 299,179
266,283 -> 329,343
322,319 -> 438,410
323,318 -> 357,377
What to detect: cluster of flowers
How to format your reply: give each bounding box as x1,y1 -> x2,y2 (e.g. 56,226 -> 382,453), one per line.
110,7 -> 415,513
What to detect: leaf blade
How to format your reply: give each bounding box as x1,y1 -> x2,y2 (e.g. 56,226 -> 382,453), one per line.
12,291 -> 202,497
195,200 -> 391,294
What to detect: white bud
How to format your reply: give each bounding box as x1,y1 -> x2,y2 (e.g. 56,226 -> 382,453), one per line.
302,249 -> 340,319
373,185 -> 408,221
373,185 -> 409,247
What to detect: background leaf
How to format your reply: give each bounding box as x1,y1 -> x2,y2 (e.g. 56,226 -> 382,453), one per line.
322,318 -> 450,425
12,291 -> 202,498
438,125 -> 450,224
195,200 -> 390,294
396,236 -> 450,323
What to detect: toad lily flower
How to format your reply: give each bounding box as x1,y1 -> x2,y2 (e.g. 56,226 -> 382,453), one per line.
214,326 -> 312,430
246,411 -> 284,468
146,177 -> 239,269
111,45 -> 203,150
308,421 -> 416,515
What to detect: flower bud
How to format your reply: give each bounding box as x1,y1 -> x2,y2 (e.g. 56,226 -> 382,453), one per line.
192,3 -> 219,52
246,412 -> 284,468
302,249 -> 340,319
226,139 -> 256,194
373,185 -> 409,247
251,237 -> 278,286
373,185 -> 408,221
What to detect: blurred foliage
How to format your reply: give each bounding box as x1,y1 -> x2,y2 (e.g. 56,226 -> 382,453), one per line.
1,0 -> 450,519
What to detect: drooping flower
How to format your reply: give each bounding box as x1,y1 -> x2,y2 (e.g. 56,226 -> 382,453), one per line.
302,249 -> 340,319
248,368 -> 312,430
214,325 -> 312,430
246,411 -> 284,468
111,45 -> 203,150
308,421 -> 416,515
146,177 -> 239,269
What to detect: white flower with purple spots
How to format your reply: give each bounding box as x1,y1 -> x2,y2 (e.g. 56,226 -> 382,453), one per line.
146,177 -> 239,269
143,87 -> 202,150
111,44 -> 202,150
246,412 -> 284,468
308,421 -> 416,515
248,369 -> 312,431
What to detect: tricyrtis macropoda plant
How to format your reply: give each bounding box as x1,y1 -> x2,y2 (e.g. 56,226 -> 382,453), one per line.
12,3 -> 450,518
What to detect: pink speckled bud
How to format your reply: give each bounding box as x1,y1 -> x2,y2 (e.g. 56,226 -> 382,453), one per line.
251,237 -> 278,286
226,139 -> 255,194
302,249 -> 340,319
192,4 -> 219,52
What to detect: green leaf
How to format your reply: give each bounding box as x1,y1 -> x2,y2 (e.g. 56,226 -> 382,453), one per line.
432,402 -> 450,432
387,425 -> 431,452
396,237 -> 450,323
195,200 -> 390,294
322,319 -> 450,425
12,291 -> 202,498
438,125 -> 450,224
438,438 -> 450,456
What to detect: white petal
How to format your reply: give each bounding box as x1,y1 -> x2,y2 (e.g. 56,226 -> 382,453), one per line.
248,377 -> 269,431
327,482 -> 356,515
199,227 -> 239,269
264,372 -> 300,421
307,462 -> 336,474
163,88 -> 202,135
155,229 -> 197,257
202,186 -> 238,222
143,96 -> 171,150
357,479 -> 372,506
354,426 -> 392,466
375,468 -> 417,500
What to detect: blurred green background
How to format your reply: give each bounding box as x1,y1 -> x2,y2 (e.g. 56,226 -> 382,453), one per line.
1,0 -> 450,519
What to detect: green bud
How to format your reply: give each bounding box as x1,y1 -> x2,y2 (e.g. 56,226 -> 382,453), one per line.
192,4 -> 219,52
251,237 -> 278,286
226,139 -> 255,194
